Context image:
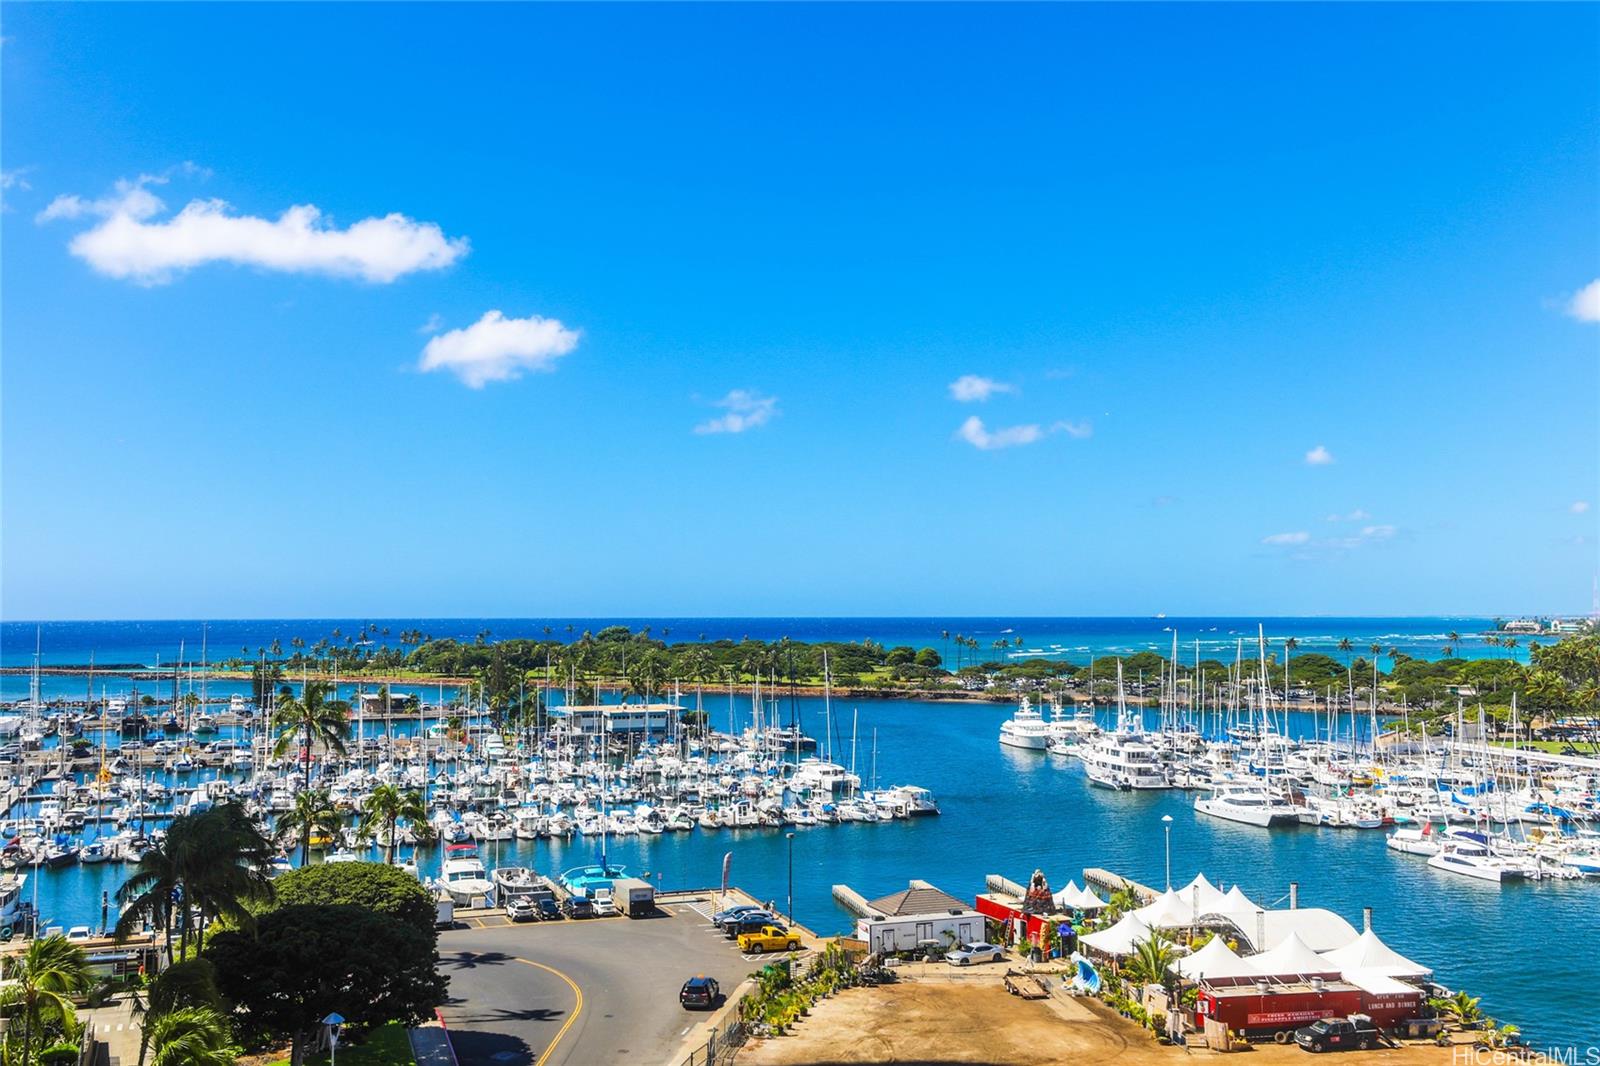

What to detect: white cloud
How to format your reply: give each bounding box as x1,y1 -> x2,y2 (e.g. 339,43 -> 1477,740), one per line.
38,173 -> 167,223
1360,524 -> 1396,540
948,374 -> 1016,403
956,416 -> 1044,450
418,312 -> 444,335
39,173 -> 467,284
1052,420 -> 1093,439
0,168 -> 32,211
1567,279 -> 1600,323
1304,444 -> 1334,466
1573,500 -> 1592,515
418,310 -> 579,388
1262,531 -> 1311,546
1325,508 -> 1371,522
694,390 -> 778,435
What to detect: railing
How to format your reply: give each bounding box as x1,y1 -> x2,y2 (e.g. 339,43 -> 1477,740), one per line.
677,995 -> 750,1066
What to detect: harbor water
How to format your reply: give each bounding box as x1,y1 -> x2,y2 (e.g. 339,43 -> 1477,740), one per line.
10,690 -> 1597,1053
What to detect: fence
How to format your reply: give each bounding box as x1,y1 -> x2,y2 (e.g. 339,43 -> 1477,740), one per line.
677,996 -> 751,1066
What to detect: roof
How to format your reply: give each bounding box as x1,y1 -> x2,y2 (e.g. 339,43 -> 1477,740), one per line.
867,882 -> 970,918
1342,968 -> 1424,996
1179,873 -> 1230,913
1248,931 -> 1342,979
1320,928 -> 1431,979
1175,936 -> 1259,982
1079,912 -> 1156,957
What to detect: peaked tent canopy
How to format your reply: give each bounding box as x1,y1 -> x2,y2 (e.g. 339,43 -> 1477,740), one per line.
1135,888 -> 1199,928
1319,928 -> 1431,979
1179,873 -> 1230,913
1079,912 -> 1156,957
1175,936 -> 1259,983
1248,931 -> 1341,979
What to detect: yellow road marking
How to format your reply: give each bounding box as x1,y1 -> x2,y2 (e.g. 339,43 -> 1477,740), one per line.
516,957 -> 584,1066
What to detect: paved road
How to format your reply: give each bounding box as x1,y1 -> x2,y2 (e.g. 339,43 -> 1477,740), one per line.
437,900 -> 764,1066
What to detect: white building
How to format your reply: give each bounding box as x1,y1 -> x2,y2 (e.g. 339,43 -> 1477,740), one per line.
852,881 -> 984,954
550,703 -> 679,737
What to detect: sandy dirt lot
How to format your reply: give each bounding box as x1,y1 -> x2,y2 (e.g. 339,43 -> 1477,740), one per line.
736,979 -> 1462,1066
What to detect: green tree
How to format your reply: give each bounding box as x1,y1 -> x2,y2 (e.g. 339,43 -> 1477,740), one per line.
115,803 -> 275,957
1122,933 -> 1177,988
277,788 -> 343,867
271,861 -> 438,940
145,1007 -> 238,1066
271,681 -> 350,789
357,785 -> 428,865
208,905 -> 447,1066
0,935 -> 91,1066
1429,989 -> 1484,1028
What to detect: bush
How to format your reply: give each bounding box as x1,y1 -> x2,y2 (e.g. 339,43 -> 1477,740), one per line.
271,861 -> 436,940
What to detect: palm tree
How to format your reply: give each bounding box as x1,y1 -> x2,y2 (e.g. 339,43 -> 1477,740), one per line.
143,1006 -> 238,1066
115,803 -> 274,956
277,788 -> 342,866
271,681 -> 350,789
358,784 -> 428,864
1338,638 -> 1353,666
1123,934 -> 1177,987
1429,989 -> 1484,1028
0,934 -> 91,1066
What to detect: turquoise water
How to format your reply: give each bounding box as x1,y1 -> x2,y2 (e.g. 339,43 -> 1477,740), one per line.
17,692 -> 1597,1053
0,615 -> 1528,703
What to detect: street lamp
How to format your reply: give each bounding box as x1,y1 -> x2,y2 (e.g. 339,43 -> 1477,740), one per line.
1161,815 -> 1173,889
785,832 -> 796,926
323,1013 -> 344,1066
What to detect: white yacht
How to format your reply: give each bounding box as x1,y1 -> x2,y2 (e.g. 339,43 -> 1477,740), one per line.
998,698 -> 1051,751
1081,732 -> 1170,790
1193,783 -> 1300,827
1427,835 -> 1527,883
438,845 -> 495,905
1386,825 -> 1441,856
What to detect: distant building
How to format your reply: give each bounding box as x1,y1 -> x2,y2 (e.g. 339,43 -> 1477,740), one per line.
549,703 -> 679,737
850,881 -> 984,954
1501,619 -> 1543,634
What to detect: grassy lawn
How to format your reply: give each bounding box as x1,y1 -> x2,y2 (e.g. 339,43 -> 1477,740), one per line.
267,1022 -> 414,1066
1492,740 -> 1595,754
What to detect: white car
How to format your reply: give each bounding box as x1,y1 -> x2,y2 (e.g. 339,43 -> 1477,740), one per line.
592,890 -> 618,917
945,942 -> 1004,966
66,926 -> 94,942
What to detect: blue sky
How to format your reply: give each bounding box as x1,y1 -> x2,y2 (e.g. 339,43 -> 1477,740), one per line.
2,3 -> 1597,620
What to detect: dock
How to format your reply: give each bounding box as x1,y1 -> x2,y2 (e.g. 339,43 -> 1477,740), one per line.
1082,867 -> 1156,901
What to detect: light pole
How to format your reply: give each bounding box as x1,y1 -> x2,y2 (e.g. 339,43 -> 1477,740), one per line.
785,832 -> 796,926
323,1013 -> 344,1066
1161,814 -> 1173,889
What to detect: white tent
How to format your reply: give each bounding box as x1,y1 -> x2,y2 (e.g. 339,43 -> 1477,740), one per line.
1179,873 -> 1230,914
1053,881 -> 1107,910
1135,888 -> 1199,928
1079,912 -> 1156,957
1247,931 -> 1341,979
1221,884 -> 1258,913
1051,880 -> 1083,909
1174,935 -> 1258,983
1319,928 -> 1431,979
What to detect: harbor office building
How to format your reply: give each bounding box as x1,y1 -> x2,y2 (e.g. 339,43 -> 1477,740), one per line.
850,882 -> 984,954
549,703 -> 679,739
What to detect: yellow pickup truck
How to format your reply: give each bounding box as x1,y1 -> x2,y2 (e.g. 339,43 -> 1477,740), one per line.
738,925 -> 801,954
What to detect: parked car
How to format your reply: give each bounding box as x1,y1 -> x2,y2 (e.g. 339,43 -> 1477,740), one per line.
536,897 -> 563,921
593,889 -> 617,917
712,903 -> 764,927
723,913 -> 783,939
1295,1016 -> 1381,1053
945,942 -> 1005,966
738,925 -> 801,954
505,896 -> 539,923
65,926 -> 93,942
563,896 -> 596,919
679,975 -> 721,1010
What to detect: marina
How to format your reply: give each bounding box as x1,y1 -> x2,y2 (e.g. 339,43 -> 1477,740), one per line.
0,624 -> 1594,1051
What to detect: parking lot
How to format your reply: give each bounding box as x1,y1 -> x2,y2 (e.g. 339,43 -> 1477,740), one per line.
437,894 -> 813,1066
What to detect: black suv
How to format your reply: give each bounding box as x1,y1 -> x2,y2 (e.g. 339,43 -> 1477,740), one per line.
680,975 -> 721,1010
1295,1016 -> 1380,1053
563,896 -> 596,919
723,913 -> 784,940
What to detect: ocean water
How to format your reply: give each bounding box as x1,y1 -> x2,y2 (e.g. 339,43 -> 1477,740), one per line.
10,690 -> 1595,1053
0,615 -> 1522,687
